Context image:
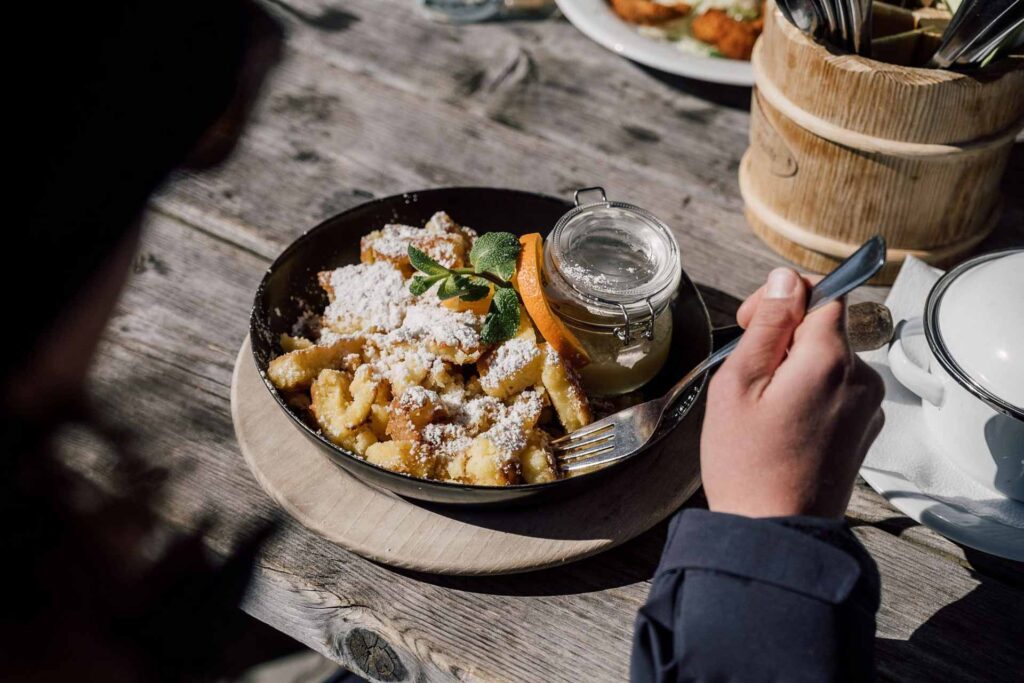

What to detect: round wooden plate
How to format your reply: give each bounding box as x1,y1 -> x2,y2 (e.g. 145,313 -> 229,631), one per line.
232,337 -> 703,575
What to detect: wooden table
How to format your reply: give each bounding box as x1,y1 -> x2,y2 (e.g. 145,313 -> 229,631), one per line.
63,1 -> 1024,680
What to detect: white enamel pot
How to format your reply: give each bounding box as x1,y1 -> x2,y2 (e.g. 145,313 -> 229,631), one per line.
888,249 -> 1024,501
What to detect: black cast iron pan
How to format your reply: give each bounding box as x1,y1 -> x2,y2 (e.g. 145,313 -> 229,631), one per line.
250,187 -> 716,506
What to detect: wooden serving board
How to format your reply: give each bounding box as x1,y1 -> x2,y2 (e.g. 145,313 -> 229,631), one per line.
231,336 -> 703,575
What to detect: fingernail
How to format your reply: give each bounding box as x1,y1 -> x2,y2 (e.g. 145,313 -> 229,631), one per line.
765,268 -> 798,299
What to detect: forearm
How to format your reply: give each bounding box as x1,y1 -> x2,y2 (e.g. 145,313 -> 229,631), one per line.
631,509 -> 880,682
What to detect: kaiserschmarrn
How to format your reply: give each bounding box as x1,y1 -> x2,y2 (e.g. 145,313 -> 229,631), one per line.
267,212 -> 593,486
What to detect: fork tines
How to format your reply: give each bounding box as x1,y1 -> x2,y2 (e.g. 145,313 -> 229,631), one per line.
552,422 -> 615,464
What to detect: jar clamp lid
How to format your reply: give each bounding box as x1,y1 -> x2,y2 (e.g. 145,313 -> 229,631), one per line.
544,187 -> 682,344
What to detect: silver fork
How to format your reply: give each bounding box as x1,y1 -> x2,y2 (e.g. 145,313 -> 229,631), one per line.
553,236 -> 887,475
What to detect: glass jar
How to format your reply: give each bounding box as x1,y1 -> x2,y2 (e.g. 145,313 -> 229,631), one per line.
544,187 -> 682,396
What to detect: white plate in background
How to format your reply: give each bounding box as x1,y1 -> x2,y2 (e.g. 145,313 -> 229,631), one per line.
555,0 -> 754,86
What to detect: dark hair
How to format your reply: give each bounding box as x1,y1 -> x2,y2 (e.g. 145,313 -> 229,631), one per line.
10,1 -> 253,384
3,3 -> 281,678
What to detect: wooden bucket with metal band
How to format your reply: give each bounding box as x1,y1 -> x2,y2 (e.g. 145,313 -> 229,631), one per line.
741,7 -> 1024,284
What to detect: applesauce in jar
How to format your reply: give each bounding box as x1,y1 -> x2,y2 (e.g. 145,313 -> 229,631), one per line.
543,188 -> 682,396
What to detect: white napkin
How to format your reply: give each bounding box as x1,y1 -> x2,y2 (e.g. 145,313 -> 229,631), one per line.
859,256 -> 1024,528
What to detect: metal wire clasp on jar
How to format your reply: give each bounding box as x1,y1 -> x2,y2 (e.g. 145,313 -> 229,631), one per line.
544,187 -> 682,396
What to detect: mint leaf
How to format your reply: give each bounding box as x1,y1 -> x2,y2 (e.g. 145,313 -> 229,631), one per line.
409,274 -> 443,296
408,245 -> 451,277
457,275 -> 491,302
440,274 -> 491,301
407,230 -> 520,328
470,232 -> 520,282
459,283 -> 491,302
481,286 -> 521,344
437,274 -> 469,300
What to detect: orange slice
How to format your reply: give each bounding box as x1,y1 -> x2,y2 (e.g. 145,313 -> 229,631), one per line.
513,233 -> 590,367
442,284 -> 493,316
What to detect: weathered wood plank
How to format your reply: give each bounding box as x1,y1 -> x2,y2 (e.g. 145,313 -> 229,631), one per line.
154,44 -> 889,307
154,48 -> 757,274
849,479 -> 1024,589
55,210 -> 1023,683
863,525 -> 1024,683
267,0 -> 755,200
154,0 -> 1021,301
257,0 -> 1024,252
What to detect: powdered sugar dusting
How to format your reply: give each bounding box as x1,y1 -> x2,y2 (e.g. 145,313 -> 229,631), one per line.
371,223 -> 425,259
561,258 -> 652,295
483,389 -> 544,458
427,211 -> 478,242
481,338 -> 540,390
422,423 -> 472,459
562,260 -> 617,288
291,309 -> 321,339
438,387 -> 503,434
425,211 -> 457,233
391,304 -> 483,354
323,262 -> 411,332
396,385 -> 437,411
545,344 -> 563,364
365,212 -> 468,268
317,329 -> 342,346
364,334 -> 436,388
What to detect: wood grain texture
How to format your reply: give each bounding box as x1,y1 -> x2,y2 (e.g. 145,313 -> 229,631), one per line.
743,9 -> 1024,282
758,6 -> 1024,144
51,0 -> 1024,680
232,337 -> 702,575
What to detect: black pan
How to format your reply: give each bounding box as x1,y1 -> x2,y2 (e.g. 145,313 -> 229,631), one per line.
250,187 -> 714,506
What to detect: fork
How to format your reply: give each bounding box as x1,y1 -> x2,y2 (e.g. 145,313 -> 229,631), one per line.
553,236 -> 887,475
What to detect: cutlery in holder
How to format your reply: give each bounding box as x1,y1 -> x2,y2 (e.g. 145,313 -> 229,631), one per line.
740,6 -> 1024,284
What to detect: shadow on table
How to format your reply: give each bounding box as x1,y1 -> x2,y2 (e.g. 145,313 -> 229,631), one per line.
387,520 -> 668,596
850,515 -> 1024,682
874,548 -> 1024,683
638,65 -> 752,111
391,491 -> 713,597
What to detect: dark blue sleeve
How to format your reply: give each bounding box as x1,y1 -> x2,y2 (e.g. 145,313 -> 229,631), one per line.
631,509 -> 880,683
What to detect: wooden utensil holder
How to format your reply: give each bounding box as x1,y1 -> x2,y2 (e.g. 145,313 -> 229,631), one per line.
741,7 -> 1024,284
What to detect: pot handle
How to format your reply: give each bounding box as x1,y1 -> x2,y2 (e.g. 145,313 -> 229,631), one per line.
888,317 -> 944,407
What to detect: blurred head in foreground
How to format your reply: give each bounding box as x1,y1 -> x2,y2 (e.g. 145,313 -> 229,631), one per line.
2,2 -> 281,680
7,0 -> 280,417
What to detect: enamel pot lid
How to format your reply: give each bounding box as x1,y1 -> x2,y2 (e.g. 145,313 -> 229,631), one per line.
924,248 -> 1024,421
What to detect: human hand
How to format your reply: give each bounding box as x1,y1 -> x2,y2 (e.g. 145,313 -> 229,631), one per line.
700,268 -> 885,519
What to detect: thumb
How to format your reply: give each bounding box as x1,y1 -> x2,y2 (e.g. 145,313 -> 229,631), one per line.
725,268 -> 807,395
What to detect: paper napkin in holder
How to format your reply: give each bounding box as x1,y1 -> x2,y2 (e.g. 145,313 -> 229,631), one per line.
859,256 -> 1024,528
